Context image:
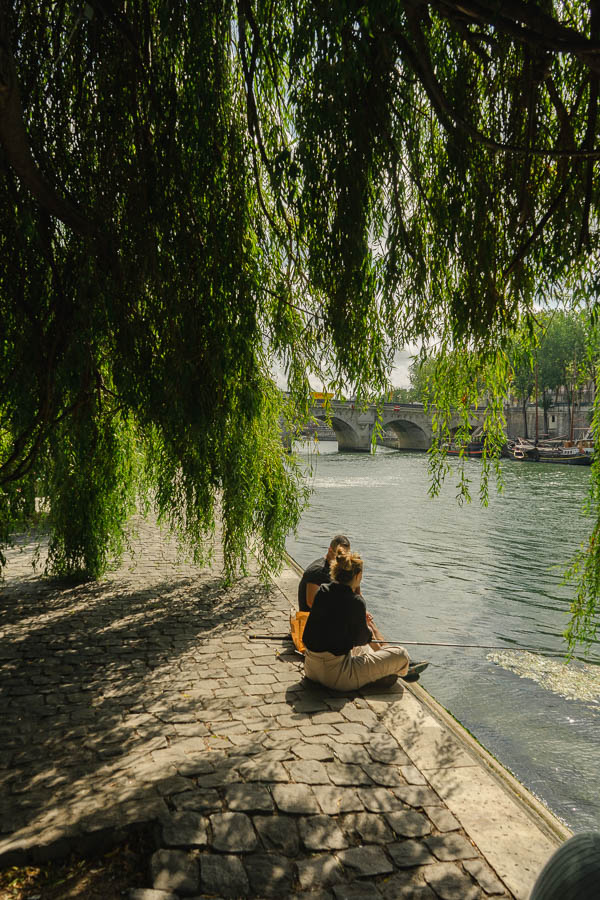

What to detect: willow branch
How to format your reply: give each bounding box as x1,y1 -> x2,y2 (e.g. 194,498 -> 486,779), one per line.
431,0 -> 600,67
395,12 -> 600,159
0,6 -> 96,237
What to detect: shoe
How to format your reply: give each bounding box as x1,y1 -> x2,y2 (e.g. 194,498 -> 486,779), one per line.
401,660 -> 429,682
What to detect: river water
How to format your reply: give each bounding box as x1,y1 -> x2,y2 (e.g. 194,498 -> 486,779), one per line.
286,441 -> 600,832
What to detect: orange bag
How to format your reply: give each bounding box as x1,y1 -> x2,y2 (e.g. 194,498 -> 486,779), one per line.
290,611 -> 309,654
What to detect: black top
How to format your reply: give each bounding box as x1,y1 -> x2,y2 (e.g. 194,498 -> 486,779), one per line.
302,581 -> 372,656
298,556 -> 331,612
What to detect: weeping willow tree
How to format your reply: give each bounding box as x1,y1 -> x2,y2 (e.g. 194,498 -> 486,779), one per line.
2,2 -> 600,642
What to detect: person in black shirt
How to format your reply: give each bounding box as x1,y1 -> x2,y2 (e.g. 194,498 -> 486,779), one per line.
303,547 -> 412,690
297,534 -> 350,612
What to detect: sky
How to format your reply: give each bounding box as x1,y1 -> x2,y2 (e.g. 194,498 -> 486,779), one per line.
271,345 -> 418,391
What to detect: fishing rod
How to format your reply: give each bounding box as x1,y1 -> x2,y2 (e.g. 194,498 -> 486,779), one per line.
247,634 -> 573,657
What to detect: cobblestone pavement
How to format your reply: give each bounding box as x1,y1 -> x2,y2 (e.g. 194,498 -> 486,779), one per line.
0,518 -> 560,899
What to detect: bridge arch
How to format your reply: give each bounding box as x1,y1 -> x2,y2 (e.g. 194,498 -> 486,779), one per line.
383,417 -> 430,450
311,413 -> 366,452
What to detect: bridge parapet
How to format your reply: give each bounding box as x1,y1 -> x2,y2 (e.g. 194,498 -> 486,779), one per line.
308,401 -> 485,452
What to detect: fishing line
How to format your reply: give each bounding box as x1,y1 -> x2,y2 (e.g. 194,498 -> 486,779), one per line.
247,634 -> 594,662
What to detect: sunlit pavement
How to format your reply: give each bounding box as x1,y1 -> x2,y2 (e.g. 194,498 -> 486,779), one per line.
0,518 -> 567,899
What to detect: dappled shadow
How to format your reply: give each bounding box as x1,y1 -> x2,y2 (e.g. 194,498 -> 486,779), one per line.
0,534 -> 279,857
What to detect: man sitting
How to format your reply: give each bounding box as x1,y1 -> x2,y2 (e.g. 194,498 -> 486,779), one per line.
297,534 -> 350,612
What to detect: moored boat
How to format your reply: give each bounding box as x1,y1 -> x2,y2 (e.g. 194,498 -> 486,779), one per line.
445,439 -> 485,458
505,438 -> 589,465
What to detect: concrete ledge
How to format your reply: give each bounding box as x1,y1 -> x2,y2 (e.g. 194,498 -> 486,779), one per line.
408,681 -> 572,846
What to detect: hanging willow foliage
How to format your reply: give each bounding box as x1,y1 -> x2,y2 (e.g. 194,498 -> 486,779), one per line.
1,2 -> 600,640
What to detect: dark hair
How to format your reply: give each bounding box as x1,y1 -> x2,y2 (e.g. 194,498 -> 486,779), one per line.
331,547 -> 363,585
330,534 -> 350,551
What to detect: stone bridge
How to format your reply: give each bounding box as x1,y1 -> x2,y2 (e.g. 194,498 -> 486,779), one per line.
308,400 -> 485,452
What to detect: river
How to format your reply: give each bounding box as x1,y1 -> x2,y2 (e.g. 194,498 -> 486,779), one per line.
286,442 -> 600,833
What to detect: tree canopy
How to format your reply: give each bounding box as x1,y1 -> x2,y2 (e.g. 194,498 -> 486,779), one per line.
2,2 -> 600,643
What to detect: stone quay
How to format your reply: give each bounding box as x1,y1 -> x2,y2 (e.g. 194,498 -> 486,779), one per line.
0,516 -> 569,898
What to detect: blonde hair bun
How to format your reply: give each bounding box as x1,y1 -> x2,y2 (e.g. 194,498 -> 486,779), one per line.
332,547 -> 363,585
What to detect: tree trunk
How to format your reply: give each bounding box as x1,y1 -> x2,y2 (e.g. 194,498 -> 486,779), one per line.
522,399 -> 529,439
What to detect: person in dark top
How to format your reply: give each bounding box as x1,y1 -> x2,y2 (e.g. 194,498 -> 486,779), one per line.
303,547 -> 412,691
297,534 -> 350,612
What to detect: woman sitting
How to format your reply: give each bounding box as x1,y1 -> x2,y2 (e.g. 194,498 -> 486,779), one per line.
302,546 -> 412,691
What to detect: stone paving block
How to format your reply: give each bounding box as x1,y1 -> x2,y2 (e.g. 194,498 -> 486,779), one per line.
253,813 -> 301,856
327,763 -> 372,786
363,763 -> 406,787
333,733 -> 371,745
333,744 -> 371,765
378,870 -> 437,899
247,672 -> 275,685
334,723 -> 371,737
195,768 -> 241,789
227,731 -> 263,745
258,702 -> 294,717
213,721 -> 248,735
160,811 -> 208,847
332,882 -> 383,899
311,712 -> 346,725
200,852 -> 249,898
340,707 -> 379,727
385,810 -> 432,838
244,683 -> 274,696
314,785 -> 364,815
399,764 -> 427,785
151,848 -> 200,897
155,775 -> 195,796
172,789 -> 221,813
238,760 -> 290,782
298,814 -> 350,850
392,785 -> 443,808
259,748 -> 296,763
463,858 -> 508,895
424,806 -> 460,832
387,839 -> 438,868
300,724 -> 332,737
209,811 -> 258,852
297,853 -> 345,889
244,851 -> 296,896
285,759 -> 331,784
336,845 -> 394,877
357,787 -> 404,813
271,783 -> 320,814
424,833 -> 480,861
340,811 -> 394,844
294,743 -> 334,761
225,783 -> 273,813
366,736 -> 411,766
277,714 -> 311,728
423,861 -> 481,900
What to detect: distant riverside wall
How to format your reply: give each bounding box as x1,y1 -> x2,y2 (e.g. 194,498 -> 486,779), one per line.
504,401 -> 592,441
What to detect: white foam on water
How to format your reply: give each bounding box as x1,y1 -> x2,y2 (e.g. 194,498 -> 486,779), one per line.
488,650 -> 600,704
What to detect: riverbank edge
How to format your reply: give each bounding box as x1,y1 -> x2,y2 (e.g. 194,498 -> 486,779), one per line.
282,550 -> 572,851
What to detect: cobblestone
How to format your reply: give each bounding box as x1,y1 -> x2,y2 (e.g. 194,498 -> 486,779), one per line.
150,848 -> 199,896
298,814 -> 350,850
199,852 -> 249,897
209,811 -> 257,852
336,845 -> 394,877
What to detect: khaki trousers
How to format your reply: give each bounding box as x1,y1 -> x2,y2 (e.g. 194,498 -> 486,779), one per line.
304,644 -> 410,691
